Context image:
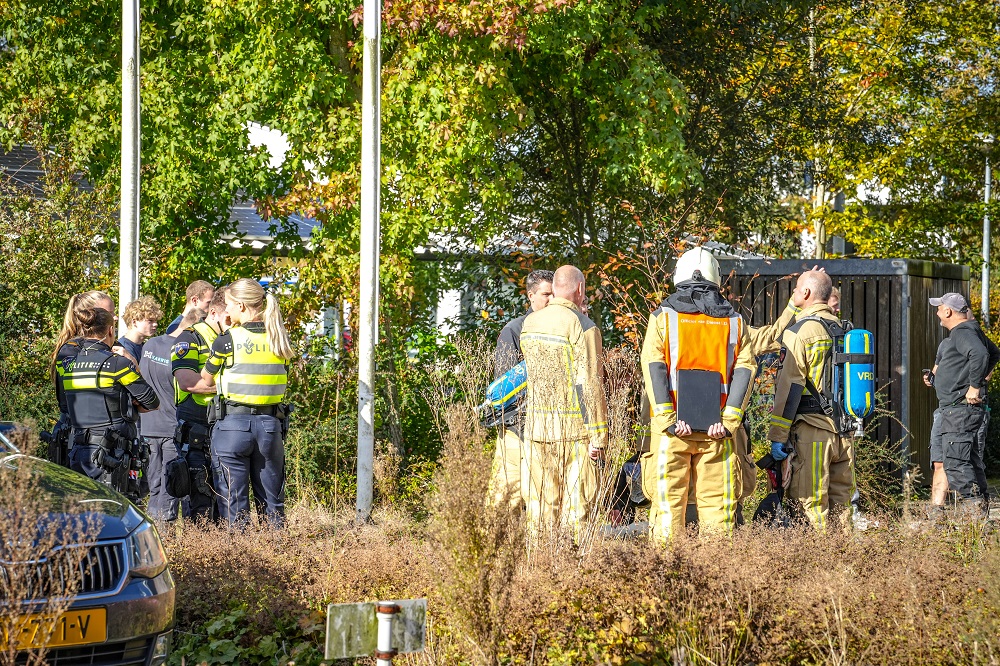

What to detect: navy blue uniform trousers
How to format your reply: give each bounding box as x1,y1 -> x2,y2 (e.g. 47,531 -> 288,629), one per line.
211,414 -> 285,527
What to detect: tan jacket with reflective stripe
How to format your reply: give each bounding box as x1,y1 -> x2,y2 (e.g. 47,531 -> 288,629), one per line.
768,303 -> 840,441
747,298 -> 800,357
520,297 -> 609,447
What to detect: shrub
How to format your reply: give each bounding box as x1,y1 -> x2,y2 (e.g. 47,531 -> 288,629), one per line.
0,151 -> 116,426
162,498 -> 1000,666
285,417 -> 359,508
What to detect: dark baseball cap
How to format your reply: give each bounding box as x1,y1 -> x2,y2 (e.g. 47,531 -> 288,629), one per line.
928,292 -> 969,311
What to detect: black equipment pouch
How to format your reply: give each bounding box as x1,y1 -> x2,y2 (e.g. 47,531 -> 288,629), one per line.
165,451 -> 192,499
93,430 -> 143,501
42,415 -> 72,468
277,403 -> 293,437
174,420 -> 211,451
173,420 -> 189,447
188,423 -> 211,450
92,429 -> 127,473
208,397 -> 224,426
190,459 -> 212,496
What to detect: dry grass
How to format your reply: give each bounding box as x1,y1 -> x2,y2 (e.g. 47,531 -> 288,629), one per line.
162,502 -> 1000,665
0,426 -> 100,666
152,336 -> 1000,664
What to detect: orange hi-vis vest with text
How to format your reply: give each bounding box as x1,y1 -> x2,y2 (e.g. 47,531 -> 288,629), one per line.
641,304 -> 756,434
663,309 -> 742,410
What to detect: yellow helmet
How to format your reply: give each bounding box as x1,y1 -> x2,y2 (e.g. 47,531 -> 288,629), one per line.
674,246 -> 721,286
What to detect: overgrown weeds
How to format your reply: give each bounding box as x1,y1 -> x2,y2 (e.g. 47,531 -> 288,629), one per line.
162,506 -> 1000,665
427,403 -> 525,666
160,334 -> 1000,665
0,426 -> 100,666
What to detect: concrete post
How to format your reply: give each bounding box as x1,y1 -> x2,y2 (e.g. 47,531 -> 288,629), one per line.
356,0 -> 381,524
118,0 -> 141,327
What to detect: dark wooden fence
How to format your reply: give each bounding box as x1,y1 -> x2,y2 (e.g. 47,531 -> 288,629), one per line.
717,258 -> 970,479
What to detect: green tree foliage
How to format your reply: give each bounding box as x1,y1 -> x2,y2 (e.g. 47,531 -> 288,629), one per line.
0,152 -> 117,423
0,0 -> 278,314
2,0 -> 999,424
789,0 -> 998,267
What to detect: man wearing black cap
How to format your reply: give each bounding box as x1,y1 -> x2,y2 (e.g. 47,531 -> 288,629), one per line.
925,292 -> 994,511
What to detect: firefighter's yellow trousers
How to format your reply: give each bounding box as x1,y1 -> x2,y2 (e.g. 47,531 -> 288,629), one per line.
734,426 -> 758,503
649,432 -> 741,542
524,438 -> 597,537
489,427 -> 527,510
787,421 -> 855,531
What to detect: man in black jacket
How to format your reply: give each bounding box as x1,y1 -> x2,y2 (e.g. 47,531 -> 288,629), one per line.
927,293 -> 994,509
968,315 -> 1000,500
491,269 -> 554,509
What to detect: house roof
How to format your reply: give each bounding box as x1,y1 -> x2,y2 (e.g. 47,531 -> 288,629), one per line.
227,199 -> 320,243
0,146 -> 88,195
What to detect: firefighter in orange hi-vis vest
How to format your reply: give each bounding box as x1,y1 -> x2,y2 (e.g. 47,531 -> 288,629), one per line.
640,247 -> 756,542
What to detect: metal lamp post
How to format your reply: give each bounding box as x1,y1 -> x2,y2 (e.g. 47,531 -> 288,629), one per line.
356,0 -> 382,524
119,0 -> 141,324
982,136 -> 994,327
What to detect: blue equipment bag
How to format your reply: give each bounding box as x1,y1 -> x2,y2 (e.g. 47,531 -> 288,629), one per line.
842,328 -> 875,419
485,361 -> 527,412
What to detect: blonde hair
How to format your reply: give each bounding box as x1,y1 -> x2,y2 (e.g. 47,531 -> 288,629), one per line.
51,290 -> 113,372
186,280 -> 215,303
122,295 -> 164,327
78,307 -> 116,339
227,278 -> 294,360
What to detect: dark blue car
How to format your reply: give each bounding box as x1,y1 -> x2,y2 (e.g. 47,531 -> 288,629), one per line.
0,424 -> 175,665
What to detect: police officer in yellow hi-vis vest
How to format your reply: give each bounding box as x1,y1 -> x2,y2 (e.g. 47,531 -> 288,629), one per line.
59,307 -> 160,500
641,247 -> 755,542
200,279 -> 294,527
171,288 -> 231,520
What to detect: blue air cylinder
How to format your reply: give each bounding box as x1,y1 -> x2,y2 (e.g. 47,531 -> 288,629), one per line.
843,329 -> 875,419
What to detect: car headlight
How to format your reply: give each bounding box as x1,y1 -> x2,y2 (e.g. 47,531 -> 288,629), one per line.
127,521 -> 167,578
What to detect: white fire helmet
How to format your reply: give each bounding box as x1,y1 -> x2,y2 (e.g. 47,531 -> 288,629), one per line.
674,246 -> 721,286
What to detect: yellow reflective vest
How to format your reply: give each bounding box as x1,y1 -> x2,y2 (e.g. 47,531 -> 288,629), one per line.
215,325 -> 288,406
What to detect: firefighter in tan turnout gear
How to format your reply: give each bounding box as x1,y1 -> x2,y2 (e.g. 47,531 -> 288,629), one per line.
491,270 -> 554,510
641,247 -> 756,541
520,265 -> 608,537
768,269 -> 855,530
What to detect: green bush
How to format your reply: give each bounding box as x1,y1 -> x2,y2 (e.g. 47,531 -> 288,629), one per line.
168,605 -> 326,666
282,327 -> 456,513
0,151 -> 116,427
284,417 -> 358,507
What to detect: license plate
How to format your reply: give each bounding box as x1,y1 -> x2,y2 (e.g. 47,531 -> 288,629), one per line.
7,608 -> 107,650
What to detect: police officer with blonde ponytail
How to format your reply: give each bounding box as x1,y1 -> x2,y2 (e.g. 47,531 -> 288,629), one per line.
60,307 -> 159,499
46,291 -> 116,466
200,278 -> 293,527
